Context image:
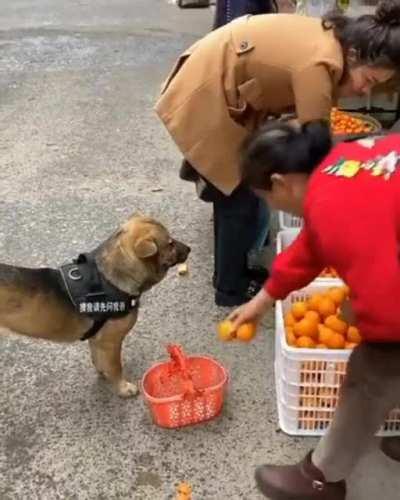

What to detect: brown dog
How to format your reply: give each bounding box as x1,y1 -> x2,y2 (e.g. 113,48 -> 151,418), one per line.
0,214 -> 190,397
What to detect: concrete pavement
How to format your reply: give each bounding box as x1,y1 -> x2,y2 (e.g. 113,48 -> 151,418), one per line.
0,1 -> 399,499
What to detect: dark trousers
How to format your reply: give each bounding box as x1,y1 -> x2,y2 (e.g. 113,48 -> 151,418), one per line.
180,155 -> 268,299
213,0 -> 277,27
214,186 -> 265,295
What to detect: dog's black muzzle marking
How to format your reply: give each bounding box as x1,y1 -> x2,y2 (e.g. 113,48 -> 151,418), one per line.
59,253 -> 139,341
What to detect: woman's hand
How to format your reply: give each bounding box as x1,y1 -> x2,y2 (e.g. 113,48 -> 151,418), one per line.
228,288 -> 274,330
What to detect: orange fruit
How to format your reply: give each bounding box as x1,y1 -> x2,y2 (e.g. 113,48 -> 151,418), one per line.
347,326 -> 362,344
316,343 -> 328,349
217,320 -> 236,341
291,301 -> 308,320
318,297 -> 337,318
327,287 -> 346,306
324,315 -> 347,335
284,312 -> 296,327
286,328 -> 297,346
236,323 -> 257,342
325,332 -> 346,349
177,482 -> 192,495
318,325 -> 335,345
296,336 -> 316,348
304,310 -> 320,325
345,342 -> 357,349
307,293 -> 325,312
293,318 -> 319,339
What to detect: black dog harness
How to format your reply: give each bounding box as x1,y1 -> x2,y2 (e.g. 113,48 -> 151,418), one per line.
59,253 -> 139,341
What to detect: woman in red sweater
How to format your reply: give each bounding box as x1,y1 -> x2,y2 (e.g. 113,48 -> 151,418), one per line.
231,120 -> 400,499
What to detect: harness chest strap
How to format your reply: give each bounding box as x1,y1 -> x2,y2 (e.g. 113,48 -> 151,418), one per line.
59,253 -> 139,341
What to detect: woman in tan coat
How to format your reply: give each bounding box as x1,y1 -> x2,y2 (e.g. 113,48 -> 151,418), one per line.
155,3 -> 397,306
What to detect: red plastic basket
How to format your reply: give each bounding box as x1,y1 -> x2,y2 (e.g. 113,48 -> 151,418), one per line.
141,345 -> 228,429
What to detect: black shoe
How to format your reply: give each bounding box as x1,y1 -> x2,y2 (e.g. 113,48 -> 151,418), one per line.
215,289 -> 248,307
214,269 -> 269,305
215,281 -> 265,306
247,266 -> 269,283
246,280 -> 262,300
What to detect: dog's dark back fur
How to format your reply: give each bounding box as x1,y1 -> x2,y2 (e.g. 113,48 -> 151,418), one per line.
0,263 -> 68,302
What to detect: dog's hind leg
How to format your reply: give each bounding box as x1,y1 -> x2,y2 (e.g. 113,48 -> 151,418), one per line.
89,339 -> 105,378
88,313 -> 138,398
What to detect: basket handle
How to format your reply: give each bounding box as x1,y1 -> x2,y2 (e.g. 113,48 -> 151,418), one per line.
167,344 -> 188,373
167,344 -> 197,397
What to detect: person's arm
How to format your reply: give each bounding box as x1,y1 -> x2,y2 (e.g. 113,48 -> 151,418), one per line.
230,224 -> 323,328
292,63 -> 334,123
265,225 -> 323,300
315,199 -> 400,341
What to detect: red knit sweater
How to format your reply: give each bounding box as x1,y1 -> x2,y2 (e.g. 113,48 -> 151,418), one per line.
265,134 -> 400,342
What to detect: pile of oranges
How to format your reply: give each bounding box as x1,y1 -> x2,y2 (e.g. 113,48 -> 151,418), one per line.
217,320 -> 257,342
330,108 -> 374,135
285,286 -> 362,350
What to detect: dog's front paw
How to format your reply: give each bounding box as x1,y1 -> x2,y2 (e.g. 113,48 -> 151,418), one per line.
116,380 -> 139,398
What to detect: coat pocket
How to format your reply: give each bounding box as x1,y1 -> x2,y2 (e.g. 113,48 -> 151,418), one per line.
227,78 -> 263,123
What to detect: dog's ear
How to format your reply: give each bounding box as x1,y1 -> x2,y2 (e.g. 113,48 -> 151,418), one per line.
134,238 -> 158,258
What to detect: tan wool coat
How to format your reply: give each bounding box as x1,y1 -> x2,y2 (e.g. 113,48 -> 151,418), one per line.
155,14 -> 344,195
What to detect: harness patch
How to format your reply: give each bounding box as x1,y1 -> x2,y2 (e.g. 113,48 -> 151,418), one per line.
59,253 -> 139,340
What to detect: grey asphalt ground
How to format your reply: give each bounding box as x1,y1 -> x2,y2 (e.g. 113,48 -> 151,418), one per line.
1,1 -> 400,499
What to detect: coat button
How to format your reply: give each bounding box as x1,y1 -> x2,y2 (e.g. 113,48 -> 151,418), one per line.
240,40 -> 249,51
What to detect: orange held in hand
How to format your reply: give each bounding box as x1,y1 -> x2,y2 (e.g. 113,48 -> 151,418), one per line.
237,322 -> 257,341
217,320 -> 236,341
217,320 -> 257,342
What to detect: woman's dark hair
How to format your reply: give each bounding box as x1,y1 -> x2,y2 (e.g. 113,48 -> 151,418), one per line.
240,120 -> 332,190
322,0 -> 400,67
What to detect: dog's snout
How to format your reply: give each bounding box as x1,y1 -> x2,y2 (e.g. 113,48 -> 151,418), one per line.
176,241 -> 190,263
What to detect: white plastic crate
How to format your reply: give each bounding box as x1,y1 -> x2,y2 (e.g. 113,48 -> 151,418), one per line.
276,230 -> 342,283
278,211 -> 303,230
275,282 -> 400,436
